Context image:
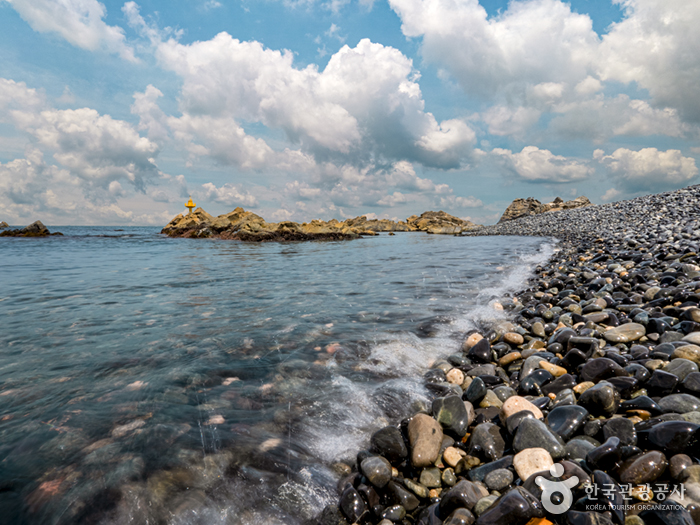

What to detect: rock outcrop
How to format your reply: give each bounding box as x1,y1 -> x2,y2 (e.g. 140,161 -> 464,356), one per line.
162,208 -> 481,241
0,221 -> 8,228
498,196 -> 591,223
406,211 -> 479,234
162,207 -> 361,241
0,220 -> 62,237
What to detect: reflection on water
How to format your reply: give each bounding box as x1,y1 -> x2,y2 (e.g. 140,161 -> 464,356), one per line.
0,228 -> 551,524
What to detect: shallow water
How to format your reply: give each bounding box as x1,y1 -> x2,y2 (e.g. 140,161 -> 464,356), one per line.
0,227 -> 553,524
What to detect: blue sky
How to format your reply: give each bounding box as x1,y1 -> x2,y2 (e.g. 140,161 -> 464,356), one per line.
0,0 -> 698,225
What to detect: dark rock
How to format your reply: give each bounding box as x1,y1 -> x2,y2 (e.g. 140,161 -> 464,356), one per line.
433,395 -> 471,437
586,436 -> 623,472
581,358 -> 627,383
464,377 -> 488,404
474,487 -> 544,525
370,426 -> 408,464
542,374 -> 577,396
484,468 -> 514,491
618,450 -> 668,485
658,393 -> 700,414
513,417 -> 566,459
620,396 -> 663,415
440,480 -> 488,517
578,381 -> 620,417
468,422 -> 506,461
639,503 -> 695,525
339,486 -> 366,523
546,405 -> 589,440
603,417 -> 637,446
636,420 -> 700,454
444,508 -> 476,525
387,481 -> 420,512
646,370 -> 680,396
669,454 -> 693,480
360,456 -> 392,488
467,455 -> 513,483
468,338 -> 493,364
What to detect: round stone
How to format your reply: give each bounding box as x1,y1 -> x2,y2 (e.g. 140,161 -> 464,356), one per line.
447,368 -> 465,386
604,323 -> 646,343
513,447 -> 553,482
500,395 -> 544,423
504,333 -> 525,346
484,468 -> 514,491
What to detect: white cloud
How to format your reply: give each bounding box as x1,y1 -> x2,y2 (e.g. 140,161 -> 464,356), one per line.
388,0 -> 599,99
140,26 -> 476,170
389,0 -> 700,138
12,107 -> 160,192
493,146 -> 593,183
0,149 -> 174,225
595,147 -> 699,192
201,182 -> 258,207
481,106 -> 541,137
601,187 -> 622,202
439,195 -> 483,208
551,95 -> 688,141
599,0 -> 700,123
131,85 -> 169,142
4,0 -> 136,61
377,191 -> 409,206
0,78 -> 44,114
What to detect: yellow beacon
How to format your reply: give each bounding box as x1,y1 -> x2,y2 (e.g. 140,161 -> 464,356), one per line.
185,196 -> 196,215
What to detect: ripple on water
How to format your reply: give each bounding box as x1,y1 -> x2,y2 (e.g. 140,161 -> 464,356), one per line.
0,227 -> 553,523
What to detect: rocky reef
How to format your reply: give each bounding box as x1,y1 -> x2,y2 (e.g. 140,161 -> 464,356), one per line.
326,185 -> 700,525
499,196 -> 592,223
0,221 -> 8,228
161,208 -> 479,241
0,220 -> 62,237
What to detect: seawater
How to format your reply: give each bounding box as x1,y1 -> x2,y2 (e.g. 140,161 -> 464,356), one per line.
0,227 -> 554,524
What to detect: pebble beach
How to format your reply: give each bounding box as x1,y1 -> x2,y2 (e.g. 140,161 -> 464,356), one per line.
329,185 -> 700,525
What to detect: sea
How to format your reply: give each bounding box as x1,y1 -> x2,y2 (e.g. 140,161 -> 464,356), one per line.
0,226 -> 554,524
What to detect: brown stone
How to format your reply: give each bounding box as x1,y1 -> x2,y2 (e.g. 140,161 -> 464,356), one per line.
408,414 -> 444,468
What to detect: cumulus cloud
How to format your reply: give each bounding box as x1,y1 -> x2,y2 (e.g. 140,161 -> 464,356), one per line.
551,95 -> 689,141
131,85 -> 169,142
4,0 -> 136,61
481,106 -> 541,137
1,76 -> 168,205
0,149 -> 173,225
282,160 -> 482,216
0,78 -> 44,113
599,0 -> 700,122
389,0 -> 700,139
601,187 -> 622,202
201,182 -> 258,207
125,5 -> 477,171
594,147 -> 699,192
493,146 -> 593,183
13,107 -> 160,192
389,0 -> 599,99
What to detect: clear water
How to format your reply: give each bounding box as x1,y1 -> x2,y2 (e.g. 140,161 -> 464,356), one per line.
0,227 -> 553,524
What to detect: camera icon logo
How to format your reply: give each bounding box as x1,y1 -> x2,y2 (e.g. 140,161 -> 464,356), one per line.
535,463 -> 579,514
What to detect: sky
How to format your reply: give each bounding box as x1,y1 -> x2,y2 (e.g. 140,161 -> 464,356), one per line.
0,0 -> 699,226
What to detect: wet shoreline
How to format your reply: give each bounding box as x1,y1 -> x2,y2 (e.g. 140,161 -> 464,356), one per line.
329,185 -> 700,525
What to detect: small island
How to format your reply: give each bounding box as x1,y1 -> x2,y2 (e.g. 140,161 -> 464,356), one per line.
161,195 -> 592,242
161,204 -> 480,241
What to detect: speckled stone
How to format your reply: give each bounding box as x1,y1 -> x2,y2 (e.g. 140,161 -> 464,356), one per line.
484,468 -> 514,491
513,447 -> 553,481
604,323 -> 646,343
408,414 -> 443,468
